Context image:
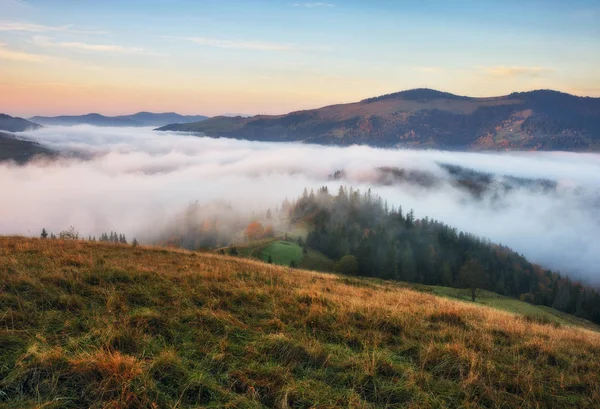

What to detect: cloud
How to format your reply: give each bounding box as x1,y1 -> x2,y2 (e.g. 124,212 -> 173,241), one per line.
2,126 -> 600,285
478,65 -> 554,78
0,41 -> 46,62
0,0 -> 33,12
413,66 -> 443,73
293,2 -> 335,7
0,20 -> 106,34
163,36 -> 328,52
31,36 -> 160,55
184,37 -> 292,51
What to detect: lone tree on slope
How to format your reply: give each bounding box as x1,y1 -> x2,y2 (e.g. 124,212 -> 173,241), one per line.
459,259 -> 487,302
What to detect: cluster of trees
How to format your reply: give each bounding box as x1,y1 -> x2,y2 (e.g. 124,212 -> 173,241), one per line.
40,226 -> 78,240
245,221 -> 275,241
97,232 -> 128,244
41,228 -> 138,247
286,186 -> 600,324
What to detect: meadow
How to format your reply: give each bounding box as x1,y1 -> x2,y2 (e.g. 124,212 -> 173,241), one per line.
1,237 -> 600,408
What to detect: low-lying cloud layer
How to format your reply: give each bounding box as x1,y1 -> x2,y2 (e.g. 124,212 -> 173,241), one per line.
2,125 -> 600,284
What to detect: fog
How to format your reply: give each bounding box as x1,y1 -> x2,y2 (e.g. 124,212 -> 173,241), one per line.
2,125 -> 600,284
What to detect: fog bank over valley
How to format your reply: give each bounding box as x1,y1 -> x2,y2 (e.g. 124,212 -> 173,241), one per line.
2,125 -> 600,284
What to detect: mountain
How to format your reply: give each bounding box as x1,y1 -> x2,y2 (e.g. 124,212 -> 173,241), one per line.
0,113 -> 41,132
29,113 -> 137,127
0,131 -> 53,163
157,89 -> 600,151
1,236 -> 599,408
115,112 -> 209,126
29,112 -> 208,127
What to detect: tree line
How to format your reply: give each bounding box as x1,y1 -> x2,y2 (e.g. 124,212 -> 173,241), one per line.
40,228 -> 138,246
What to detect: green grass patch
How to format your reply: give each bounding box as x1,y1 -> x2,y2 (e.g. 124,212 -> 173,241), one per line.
423,285 -> 600,332
299,248 -> 335,272
260,240 -> 303,266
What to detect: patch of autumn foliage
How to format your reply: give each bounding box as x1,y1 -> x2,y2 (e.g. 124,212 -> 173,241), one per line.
245,220 -> 274,241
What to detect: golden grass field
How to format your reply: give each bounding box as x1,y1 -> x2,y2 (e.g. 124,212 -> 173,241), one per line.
1,237 -> 599,408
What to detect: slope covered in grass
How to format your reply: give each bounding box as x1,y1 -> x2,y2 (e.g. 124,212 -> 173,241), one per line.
259,241 -> 303,266
416,285 -> 600,332
1,237 -> 600,408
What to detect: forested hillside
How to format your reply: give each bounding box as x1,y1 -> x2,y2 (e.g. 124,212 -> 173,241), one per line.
286,187 -> 600,324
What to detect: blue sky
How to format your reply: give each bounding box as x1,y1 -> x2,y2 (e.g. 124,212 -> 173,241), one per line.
0,0 -> 598,116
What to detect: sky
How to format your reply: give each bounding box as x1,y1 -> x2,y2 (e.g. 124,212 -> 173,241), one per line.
0,0 -> 599,117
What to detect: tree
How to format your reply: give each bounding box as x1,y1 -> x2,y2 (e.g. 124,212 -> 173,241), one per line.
40,228 -> 48,239
245,221 -> 264,241
459,259 -> 487,302
228,246 -> 238,256
289,260 -> 297,268
59,226 -> 79,240
263,225 -> 275,238
335,255 -> 359,275
132,238 -> 139,247
268,255 -> 273,264
266,208 -> 273,220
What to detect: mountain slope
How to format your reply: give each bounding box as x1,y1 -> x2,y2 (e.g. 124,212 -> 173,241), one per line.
0,114 -> 41,133
0,131 -> 54,163
157,89 -> 600,151
1,237 -> 599,408
115,112 -> 208,126
30,112 -> 208,127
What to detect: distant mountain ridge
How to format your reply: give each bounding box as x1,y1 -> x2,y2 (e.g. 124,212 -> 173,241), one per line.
30,112 -> 208,127
0,113 -> 41,133
157,89 -> 600,151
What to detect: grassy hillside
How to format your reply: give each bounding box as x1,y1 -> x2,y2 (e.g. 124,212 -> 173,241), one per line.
1,237 -> 600,408
223,237 -> 334,272
259,240 -> 303,266
416,285 -> 600,332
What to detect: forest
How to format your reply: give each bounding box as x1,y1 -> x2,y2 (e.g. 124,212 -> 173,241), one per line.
287,186 -> 600,324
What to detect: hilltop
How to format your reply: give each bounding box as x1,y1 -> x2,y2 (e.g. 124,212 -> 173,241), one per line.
0,114 -> 41,133
1,236 -> 599,408
157,89 -> 600,151
30,112 -> 208,127
0,114 -> 52,163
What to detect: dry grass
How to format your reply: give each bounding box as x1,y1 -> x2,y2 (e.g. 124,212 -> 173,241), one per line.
1,236 -> 600,408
